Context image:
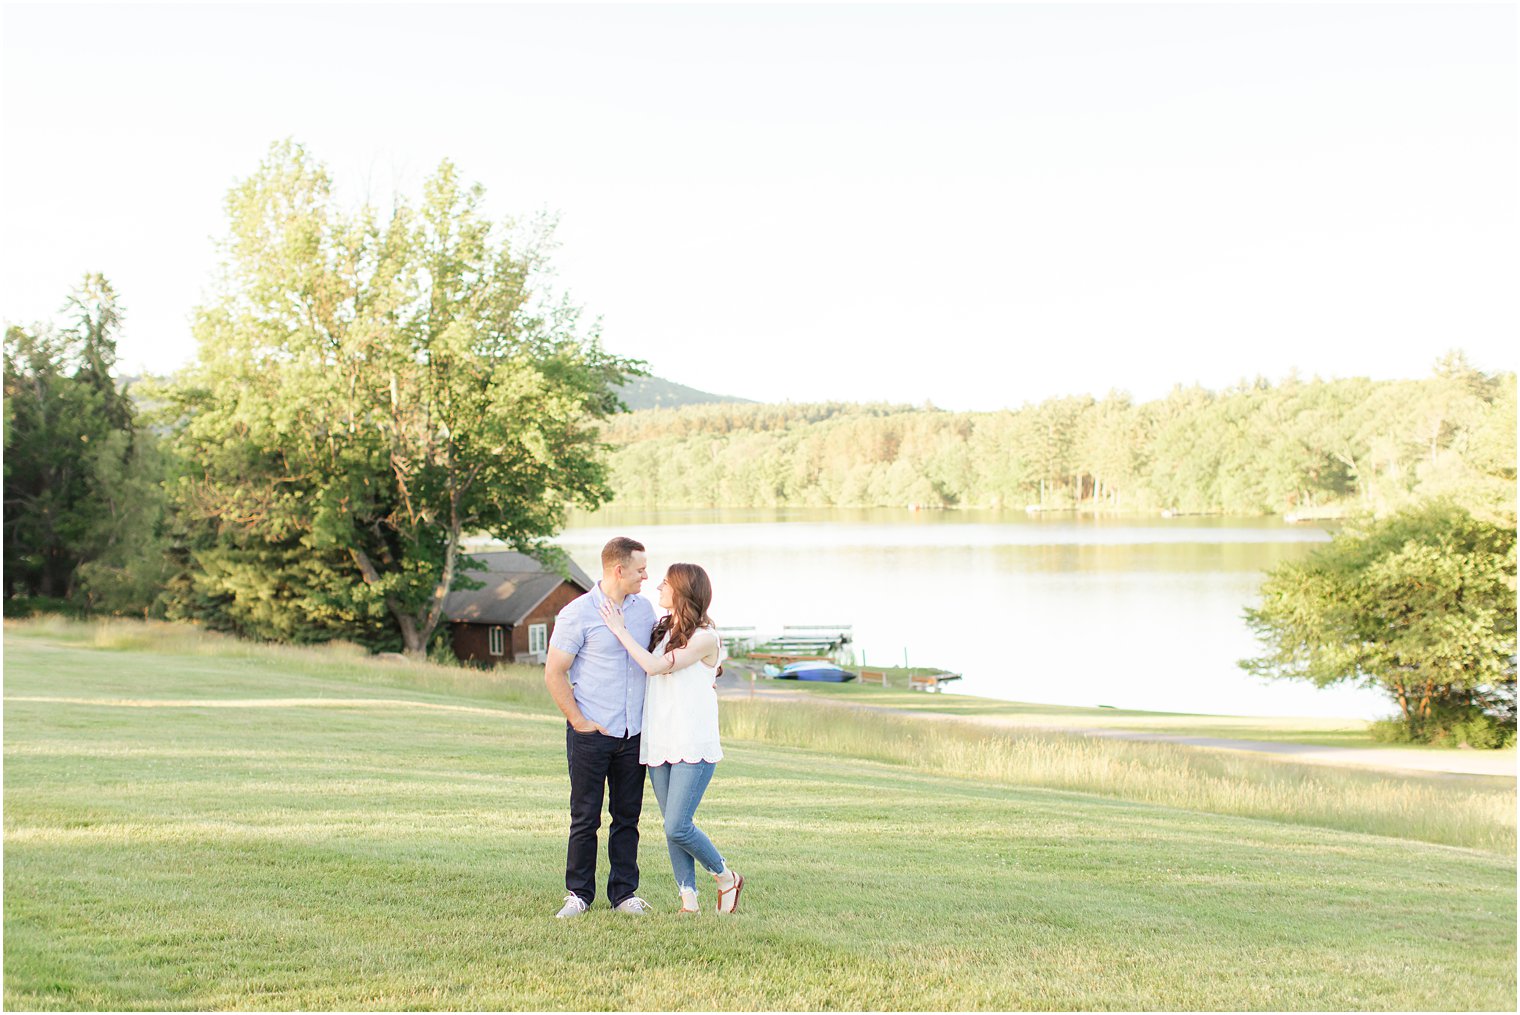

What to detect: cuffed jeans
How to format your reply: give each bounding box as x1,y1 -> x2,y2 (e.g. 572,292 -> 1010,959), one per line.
647,761 -> 726,891
565,724 -> 644,907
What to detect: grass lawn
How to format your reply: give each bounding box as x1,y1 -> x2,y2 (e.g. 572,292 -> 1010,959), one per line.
4,620 -> 1516,1011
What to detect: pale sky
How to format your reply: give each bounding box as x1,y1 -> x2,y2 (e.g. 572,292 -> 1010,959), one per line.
2,2 -> 1515,411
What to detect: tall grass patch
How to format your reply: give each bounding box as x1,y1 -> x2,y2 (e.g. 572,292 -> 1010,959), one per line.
722,700 -> 1516,853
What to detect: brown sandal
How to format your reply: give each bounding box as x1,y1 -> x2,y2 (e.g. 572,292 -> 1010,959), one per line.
715,871 -> 744,914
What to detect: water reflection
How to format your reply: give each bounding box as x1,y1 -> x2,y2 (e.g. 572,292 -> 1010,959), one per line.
539,509 -> 1386,720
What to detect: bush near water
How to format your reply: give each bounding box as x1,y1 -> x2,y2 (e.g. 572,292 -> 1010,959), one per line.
1243,502 -> 1516,747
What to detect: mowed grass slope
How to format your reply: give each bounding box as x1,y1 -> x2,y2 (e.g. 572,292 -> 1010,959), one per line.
4,621 -> 1516,1011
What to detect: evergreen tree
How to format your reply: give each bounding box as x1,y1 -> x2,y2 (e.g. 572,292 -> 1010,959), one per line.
3,276 -> 157,609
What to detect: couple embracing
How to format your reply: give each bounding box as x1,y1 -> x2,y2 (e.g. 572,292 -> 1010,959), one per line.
543,536 -> 744,917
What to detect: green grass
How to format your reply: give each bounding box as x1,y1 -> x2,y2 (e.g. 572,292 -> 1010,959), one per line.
721,700 -> 1515,853
5,619 -> 1516,1010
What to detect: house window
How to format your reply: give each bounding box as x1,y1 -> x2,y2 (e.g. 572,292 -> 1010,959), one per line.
488,626 -> 505,657
528,623 -> 548,660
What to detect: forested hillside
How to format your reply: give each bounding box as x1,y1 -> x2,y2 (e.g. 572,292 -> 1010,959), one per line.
602,355 -> 1515,519
613,374 -> 750,411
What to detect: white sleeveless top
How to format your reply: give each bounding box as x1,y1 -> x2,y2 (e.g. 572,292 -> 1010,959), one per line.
639,628 -> 724,765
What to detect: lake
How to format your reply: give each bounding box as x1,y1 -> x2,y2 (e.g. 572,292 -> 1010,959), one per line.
549,508 -> 1390,720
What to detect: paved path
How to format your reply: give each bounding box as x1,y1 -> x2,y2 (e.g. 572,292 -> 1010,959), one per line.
978,721 -> 1516,778
717,680 -> 1516,779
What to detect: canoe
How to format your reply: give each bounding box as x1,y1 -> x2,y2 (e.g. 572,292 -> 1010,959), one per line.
778,662 -> 857,683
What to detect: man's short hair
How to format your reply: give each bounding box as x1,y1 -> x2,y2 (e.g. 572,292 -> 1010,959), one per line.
601,536 -> 645,571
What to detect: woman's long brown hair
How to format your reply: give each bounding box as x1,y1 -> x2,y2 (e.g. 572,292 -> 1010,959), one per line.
648,563 -> 715,655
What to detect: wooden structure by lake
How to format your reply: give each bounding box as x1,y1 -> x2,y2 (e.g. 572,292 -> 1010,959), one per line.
747,624 -> 853,663
444,551 -> 592,667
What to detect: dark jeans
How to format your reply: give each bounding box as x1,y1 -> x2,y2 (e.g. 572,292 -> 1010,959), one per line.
565,724 -> 645,907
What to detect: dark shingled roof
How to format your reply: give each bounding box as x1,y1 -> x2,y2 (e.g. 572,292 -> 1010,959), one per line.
443,551 -> 593,626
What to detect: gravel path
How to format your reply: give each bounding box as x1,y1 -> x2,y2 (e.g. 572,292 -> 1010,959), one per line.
718,679 -> 1516,779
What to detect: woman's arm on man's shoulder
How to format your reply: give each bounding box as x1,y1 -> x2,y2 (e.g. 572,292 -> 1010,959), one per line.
599,604 -> 720,675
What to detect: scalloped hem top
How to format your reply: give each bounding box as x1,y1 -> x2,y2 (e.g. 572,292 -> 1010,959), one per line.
640,630 -> 723,766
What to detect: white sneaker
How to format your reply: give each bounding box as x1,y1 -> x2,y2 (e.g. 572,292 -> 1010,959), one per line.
613,895 -> 652,914
555,894 -> 589,918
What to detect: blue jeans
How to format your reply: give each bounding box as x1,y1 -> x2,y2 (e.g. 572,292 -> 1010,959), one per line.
646,761 -> 725,891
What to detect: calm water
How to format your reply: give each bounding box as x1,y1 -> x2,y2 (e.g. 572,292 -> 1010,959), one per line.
547,508 -> 1389,719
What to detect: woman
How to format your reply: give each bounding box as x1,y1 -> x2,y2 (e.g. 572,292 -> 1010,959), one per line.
598,562 -> 744,915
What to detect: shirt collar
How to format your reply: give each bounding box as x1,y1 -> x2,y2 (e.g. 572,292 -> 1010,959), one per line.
594,581 -> 633,608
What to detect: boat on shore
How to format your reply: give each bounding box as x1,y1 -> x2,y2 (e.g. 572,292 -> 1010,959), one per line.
775,662 -> 858,683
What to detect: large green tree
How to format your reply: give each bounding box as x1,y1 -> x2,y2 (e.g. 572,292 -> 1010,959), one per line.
166,141 -> 637,655
1241,503 -> 1516,744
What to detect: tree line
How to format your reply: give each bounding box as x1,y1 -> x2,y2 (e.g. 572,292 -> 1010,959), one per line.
600,365 -> 1515,523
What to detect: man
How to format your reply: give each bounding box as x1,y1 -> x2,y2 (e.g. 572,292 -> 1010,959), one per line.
544,536 -> 658,917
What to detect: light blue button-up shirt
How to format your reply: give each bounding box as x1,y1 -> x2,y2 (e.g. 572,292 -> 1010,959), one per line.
549,583 -> 657,737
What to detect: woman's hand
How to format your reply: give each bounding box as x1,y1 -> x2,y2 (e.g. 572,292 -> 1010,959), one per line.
597,599 -> 628,635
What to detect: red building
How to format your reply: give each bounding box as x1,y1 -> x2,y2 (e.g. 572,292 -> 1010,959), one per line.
445,551 -> 594,666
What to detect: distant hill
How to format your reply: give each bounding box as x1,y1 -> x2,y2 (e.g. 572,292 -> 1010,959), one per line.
614,375 -> 753,411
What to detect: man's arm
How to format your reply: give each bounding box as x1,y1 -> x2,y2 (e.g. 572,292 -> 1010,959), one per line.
545,647 -> 607,734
